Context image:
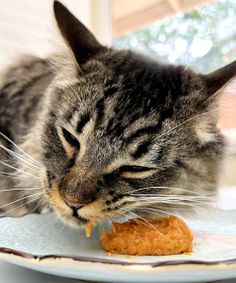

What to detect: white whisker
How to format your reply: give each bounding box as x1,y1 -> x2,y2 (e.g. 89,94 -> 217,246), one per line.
127,186 -> 211,195
158,111 -> 214,140
0,160 -> 40,179
139,199 -> 213,207
134,194 -> 215,199
137,196 -> 215,202
5,195 -> 43,216
0,188 -> 42,192
0,174 -> 40,181
28,198 -> 48,214
59,221 -> 66,234
0,132 -> 45,168
114,209 -> 146,226
136,207 -> 174,217
119,207 -> 157,230
138,201 -> 210,211
0,144 -> 42,172
0,170 -> 40,179
135,207 -> 170,217
0,192 -> 43,210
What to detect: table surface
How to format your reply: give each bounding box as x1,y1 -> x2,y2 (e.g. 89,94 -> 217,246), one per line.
1,186 -> 235,283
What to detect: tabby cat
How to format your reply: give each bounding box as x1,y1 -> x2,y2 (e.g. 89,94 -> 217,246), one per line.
0,1 -> 235,228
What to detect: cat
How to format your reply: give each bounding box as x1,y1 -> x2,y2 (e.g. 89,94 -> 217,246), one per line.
0,1 -> 235,228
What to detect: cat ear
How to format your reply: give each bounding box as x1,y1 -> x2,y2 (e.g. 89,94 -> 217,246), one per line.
194,62 -> 236,143
203,61 -> 236,98
53,1 -> 106,65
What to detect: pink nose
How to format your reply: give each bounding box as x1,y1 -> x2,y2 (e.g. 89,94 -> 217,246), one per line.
62,197 -> 84,209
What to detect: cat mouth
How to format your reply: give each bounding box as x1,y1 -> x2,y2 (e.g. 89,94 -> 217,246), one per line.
75,215 -> 88,224
71,207 -> 88,224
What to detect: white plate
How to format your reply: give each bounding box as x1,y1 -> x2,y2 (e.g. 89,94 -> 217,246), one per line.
0,209 -> 236,283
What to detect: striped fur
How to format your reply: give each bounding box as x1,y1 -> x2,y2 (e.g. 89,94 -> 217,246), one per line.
0,1 -> 235,227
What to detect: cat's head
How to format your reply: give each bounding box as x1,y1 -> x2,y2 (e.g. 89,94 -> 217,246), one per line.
40,1 -> 236,227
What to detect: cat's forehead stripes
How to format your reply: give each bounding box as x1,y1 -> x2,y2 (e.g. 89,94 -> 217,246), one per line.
124,124 -> 161,144
95,97 -> 105,128
94,82 -> 120,129
76,112 -> 91,133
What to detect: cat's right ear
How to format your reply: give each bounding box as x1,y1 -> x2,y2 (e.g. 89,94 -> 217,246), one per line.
53,1 -> 106,65
203,60 -> 236,99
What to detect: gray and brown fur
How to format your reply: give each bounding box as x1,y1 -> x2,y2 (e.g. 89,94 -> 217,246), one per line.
0,1 -> 235,227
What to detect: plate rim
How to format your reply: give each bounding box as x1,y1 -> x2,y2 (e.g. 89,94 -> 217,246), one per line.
1,247 -> 236,268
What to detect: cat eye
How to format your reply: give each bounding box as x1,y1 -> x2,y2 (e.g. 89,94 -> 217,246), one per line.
62,128 -> 80,149
114,165 -> 155,178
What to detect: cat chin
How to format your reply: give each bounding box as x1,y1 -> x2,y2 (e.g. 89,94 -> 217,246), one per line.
63,216 -> 88,229
55,211 -> 88,229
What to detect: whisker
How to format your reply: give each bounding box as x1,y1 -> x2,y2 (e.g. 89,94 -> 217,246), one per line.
127,186 -> 211,195
139,194 -> 215,202
129,217 -> 149,227
0,144 -> 42,172
155,202 -> 210,212
136,206 -> 174,216
0,132 -> 45,168
0,188 -> 42,192
0,192 -> 43,210
0,185 -> 42,190
103,207 -> 126,221
0,173 -> 40,181
119,207 -> 157,230
136,196 -> 215,202
0,170 -> 40,179
28,198 -> 48,214
5,195 -> 43,216
158,111 -> 214,140
135,207 -> 168,217
138,199 -> 213,207
111,209 -> 147,226
0,160 -> 40,179
59,221 -> 66,234
133,194 -> 215,200
0,174 -> 40,181
130,211 -> 158,230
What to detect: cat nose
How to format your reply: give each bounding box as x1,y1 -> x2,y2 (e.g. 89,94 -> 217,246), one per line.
62,197 -> 84,210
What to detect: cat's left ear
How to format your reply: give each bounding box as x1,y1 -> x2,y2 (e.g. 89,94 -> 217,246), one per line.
53,1 -> 106,65
203,60 -> 236,99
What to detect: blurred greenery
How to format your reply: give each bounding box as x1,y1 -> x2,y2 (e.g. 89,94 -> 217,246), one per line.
114,0 -> 236,73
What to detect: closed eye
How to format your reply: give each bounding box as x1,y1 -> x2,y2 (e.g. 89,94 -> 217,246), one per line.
62,128 -> 80,149
115,165 -> 156,179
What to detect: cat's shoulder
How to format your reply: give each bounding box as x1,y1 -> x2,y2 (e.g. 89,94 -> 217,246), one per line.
0,55 -> 52,92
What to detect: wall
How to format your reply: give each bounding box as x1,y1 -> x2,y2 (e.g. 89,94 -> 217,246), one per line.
0,0 -> 112,68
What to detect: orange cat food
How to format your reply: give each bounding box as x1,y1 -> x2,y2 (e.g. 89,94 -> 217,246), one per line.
85,220 -> 96,238
100,215 -> 193,256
